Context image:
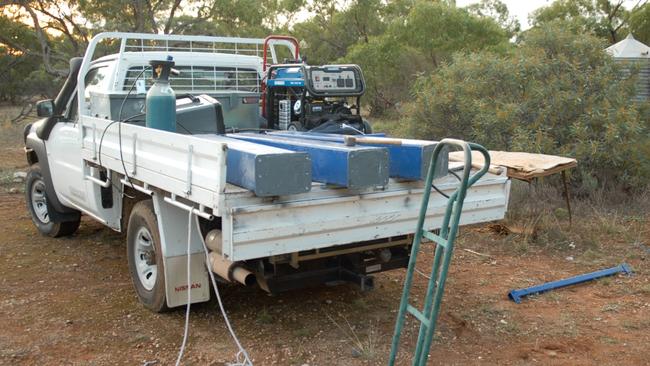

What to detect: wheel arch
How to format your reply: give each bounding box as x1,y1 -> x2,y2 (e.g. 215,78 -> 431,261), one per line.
121,185 -> 152,233
25,127 -> 80,223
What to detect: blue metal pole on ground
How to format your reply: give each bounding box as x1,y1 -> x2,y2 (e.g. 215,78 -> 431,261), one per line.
508,263 -> 633,304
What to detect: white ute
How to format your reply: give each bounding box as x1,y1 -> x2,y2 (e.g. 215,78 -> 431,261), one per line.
23,33 -> 511,312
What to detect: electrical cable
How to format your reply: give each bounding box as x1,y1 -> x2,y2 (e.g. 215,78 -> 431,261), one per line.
431,183 -> 450,199
175,209 -> 193,366
449,169 -> 462,181
340,123 -> 365,135
95,66 -> 147,199
93,61 -> 249,364
431,157 -> 464,199
96,113 -> 144,199
97,113 -> 144,168
173,211 -> 253,365
117,67 -> 149,192
196,217 -> 253,366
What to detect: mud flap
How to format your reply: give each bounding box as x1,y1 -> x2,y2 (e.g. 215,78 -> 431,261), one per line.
152,195 -> 210,308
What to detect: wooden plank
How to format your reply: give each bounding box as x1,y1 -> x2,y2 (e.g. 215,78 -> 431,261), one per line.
449,150 -> 577,181
506,161 -> 578,182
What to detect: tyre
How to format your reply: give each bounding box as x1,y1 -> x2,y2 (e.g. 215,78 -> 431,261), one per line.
127,200 -> 169,312
362,119 -> 373,134
287,121 -> 304,131
25,164 -> 80,237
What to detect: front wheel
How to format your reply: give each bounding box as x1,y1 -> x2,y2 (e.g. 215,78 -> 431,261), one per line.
127,200 -> 169,312
25,164 -> 80,237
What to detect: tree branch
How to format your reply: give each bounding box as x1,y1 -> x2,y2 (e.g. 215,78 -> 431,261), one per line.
35,0 -> 79,53
17,1 -> 67,77
144,0 -> 158,32
164,0 -> 182,34
131,1 -> 144,32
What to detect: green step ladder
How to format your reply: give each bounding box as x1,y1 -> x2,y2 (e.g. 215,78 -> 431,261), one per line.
388,139 -> 491,366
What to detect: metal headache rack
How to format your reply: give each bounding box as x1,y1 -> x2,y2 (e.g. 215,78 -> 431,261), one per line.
88,33 -> 299,94
123,36 -> 264,56
123,65 -> 261,93
116,33 -> 297,65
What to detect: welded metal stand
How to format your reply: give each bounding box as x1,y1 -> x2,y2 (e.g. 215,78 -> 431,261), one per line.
388,139 -> 491,366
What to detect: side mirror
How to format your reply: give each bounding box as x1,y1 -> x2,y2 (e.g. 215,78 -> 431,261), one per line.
36,99 -> 55,117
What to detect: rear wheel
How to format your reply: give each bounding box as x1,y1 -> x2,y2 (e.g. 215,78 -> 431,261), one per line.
287,121 -> 304,131
25,164 -> 80,237
362,119 -> 373,134
127,200 -> 169,312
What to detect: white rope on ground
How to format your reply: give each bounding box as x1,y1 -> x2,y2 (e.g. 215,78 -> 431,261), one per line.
172,210 -> 252,365
414,268 -> 431,280
175,209 -> 193,366
196,217 -> 253,366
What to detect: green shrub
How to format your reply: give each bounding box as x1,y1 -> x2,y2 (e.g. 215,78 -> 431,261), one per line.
345,36 -> 428,116
406,22 -> 650,191
342,1 -> 510,116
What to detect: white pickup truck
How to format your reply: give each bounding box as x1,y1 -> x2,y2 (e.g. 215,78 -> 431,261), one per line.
23,32 -> 511,312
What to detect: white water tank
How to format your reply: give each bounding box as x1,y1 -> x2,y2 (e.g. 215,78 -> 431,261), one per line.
606,34 -> 650,101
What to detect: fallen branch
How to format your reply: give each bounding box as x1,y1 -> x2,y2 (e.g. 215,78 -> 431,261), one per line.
462,248 -> 491,258
11,103 -> 35,124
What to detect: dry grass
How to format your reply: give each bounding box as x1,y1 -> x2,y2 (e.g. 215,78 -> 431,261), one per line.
326,313 -> 381,360
255,307 -> 273,324
472,179 -> 650,265
0,104 -> 35,148
367,116 -> 409,137
0,105 -> 32,193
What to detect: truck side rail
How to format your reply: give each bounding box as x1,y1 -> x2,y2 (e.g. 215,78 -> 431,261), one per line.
80,116 -> 227,215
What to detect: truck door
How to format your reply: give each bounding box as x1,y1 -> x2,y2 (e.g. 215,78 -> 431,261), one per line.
46,64 -> 121,226
46,95 -> 86,210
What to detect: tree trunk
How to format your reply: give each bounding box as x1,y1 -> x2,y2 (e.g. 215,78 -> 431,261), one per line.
19,1 -> 67,77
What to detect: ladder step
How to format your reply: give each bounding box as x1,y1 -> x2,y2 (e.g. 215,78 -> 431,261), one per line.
406,304 -> 431,327
421,230 -> 448,248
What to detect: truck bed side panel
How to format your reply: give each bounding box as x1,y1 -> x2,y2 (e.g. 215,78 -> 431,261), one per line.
222,174 -> 509,261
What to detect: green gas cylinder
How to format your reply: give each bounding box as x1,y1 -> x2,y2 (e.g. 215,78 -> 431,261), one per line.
145,57 -> 176,131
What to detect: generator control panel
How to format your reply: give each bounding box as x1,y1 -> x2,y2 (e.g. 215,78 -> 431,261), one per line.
311,70 -> 356,91
305,65 -> 365,96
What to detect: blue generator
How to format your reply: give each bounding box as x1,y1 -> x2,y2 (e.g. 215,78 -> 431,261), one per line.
264,64 -> 372,134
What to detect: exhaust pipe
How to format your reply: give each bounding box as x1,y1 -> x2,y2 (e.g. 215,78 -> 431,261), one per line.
208,252 -> 257,286
205,229 -> 222,252
206,229 -> 256,286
